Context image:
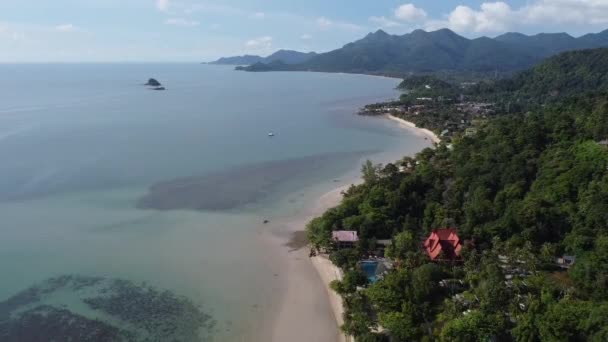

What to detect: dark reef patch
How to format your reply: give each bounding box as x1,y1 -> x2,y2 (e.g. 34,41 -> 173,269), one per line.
137,150 -> 376,211
0,275 -> 215,342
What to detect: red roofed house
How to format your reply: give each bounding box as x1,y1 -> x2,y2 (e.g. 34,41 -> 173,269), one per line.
332,230 -> 359,249
424,228 -> 463,261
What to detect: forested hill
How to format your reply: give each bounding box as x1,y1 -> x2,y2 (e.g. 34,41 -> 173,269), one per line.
207,54 -> 263,65
307,47 -> 608,341
486,48 -> 608,100
240,28 -> 608,75
397,76 -> 455,92
208,50 -> 317,65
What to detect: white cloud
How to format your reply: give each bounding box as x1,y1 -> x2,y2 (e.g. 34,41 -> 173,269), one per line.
250,12 -> 265,19
316,17 -> 363,32
157,0 -> 169,12
55,24 -> 76,32
183,3 -> 244,16
245,36 -> 273,49
165,18 -> 200,27
317,17 -> 332,29
523,0 -> 608,25
395,4 -> 427,22
300,34 -> 313,40
446,2 -> 514,33
0,24 -> 25,42
369,16 -> 403,28
418,1 -> 608,34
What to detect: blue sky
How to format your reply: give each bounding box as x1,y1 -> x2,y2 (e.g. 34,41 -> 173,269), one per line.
1,0 -> 608,62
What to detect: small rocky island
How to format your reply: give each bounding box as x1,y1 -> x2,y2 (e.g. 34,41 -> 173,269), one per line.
145,78 -> 166,91
145,78 -> 161,86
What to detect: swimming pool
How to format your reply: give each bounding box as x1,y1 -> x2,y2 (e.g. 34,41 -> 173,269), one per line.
360,261 -> 379,283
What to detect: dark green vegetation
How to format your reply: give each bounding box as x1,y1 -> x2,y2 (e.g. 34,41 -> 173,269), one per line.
208,49 -> 317,65
236,60 -> 291,72
472,48 -> 608,106
308,48 -> 608,341
208,54 -> 264,65
398,76 -> 456,93
362,49 -> 608,143
239,28 -> 608,75
0,275 -> 215,342
263,50 -> 318,65
397,75 -> 461,100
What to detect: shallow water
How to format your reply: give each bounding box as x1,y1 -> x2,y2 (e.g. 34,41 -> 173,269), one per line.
0,64 -> 431,340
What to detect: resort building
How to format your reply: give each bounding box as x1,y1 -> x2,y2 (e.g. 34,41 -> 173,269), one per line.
332,230 -> 359,249
556,255 -> 576,269
424,228 -> 463,262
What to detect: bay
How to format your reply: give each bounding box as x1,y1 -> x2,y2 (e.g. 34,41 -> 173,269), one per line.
0,64 -> 431,340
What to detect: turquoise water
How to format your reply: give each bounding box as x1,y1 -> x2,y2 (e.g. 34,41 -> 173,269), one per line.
0,64 -> 431,340
361,261 -> 380,283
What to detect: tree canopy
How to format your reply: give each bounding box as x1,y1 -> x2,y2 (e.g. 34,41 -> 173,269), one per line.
307,48 -> 608,341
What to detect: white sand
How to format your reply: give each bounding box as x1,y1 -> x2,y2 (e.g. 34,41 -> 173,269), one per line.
267,185 -> 351,342
384,114 -> 441,144
310,255 -> 352,342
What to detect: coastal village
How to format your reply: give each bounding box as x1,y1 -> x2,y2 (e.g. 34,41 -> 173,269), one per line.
360,79 -> 495,143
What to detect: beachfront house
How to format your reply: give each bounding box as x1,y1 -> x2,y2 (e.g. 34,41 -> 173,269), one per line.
424,228 -> 463,262
332,230 -> 359,249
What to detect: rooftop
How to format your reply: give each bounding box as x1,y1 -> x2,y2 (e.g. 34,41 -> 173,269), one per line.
424,228 -> 462,261
332,230 -> 359,242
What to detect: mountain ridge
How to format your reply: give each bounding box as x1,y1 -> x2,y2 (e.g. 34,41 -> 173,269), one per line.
238,28 -> 608,74
207,49 -> 317,65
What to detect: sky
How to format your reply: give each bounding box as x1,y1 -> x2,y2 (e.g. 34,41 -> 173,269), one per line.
1,0 -> 608,62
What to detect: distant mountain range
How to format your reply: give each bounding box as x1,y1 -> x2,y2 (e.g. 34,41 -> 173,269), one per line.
235,28 -> 608,75
208,54 -> 263,65
207,50 -> 317,65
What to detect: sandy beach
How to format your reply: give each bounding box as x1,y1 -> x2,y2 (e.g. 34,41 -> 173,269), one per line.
265,185 -> 352,342
384,114 -> 441,144
263,115 -> 436,342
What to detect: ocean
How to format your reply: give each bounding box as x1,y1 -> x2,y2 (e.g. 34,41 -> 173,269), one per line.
0,64 -> 431,341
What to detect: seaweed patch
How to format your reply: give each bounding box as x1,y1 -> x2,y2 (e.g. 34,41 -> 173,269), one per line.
0,275 -> 216,342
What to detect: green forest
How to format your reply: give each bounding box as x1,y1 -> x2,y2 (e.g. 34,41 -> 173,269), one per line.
307,48 -> 608,341
470,48 -> 608,107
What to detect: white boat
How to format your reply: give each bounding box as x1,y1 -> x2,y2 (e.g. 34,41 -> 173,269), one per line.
268,132 -> 275,137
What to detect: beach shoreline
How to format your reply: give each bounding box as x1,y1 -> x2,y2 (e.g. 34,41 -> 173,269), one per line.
384,113 -> 441,144
261,184 -> 353,342
265,114 -> 437,342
